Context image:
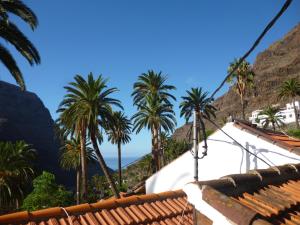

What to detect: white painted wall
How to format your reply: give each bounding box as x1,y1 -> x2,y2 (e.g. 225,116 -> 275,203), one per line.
249,100 -> 300,126
146,122 -> 300,193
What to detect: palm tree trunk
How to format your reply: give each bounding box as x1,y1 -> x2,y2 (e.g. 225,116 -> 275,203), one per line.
80,129 -> 88,202
153,125 -> 159,171
117,141 -> 122,188
158,127 -> 164,167
76,169 -> 81,204
91,136 -> 120,198
292,99 -> 300,129
272,122 -> 276,131
240,94 -> 245,120
151,128 -> 156,174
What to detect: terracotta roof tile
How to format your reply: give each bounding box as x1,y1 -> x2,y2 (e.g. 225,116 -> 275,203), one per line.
197,163 -> 300,225
234,120 -> 300,154
0,190 -> 193,225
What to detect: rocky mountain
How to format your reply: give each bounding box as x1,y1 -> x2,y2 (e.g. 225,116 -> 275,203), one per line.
0,81 -> 69,183
173,23 -> 300,141
0,81 -> 111,187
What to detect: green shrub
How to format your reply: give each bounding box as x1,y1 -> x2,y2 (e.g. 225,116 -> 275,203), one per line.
287,129 -> 300,139
22,171 -> 72,211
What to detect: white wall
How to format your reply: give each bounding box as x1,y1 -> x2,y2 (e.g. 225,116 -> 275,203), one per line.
146,122 -> 300,193
183,183 -> 231,225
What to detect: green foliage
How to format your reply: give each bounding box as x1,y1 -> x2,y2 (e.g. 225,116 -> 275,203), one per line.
0,0 -> 40,90
0,141 -> 36,210
278,78 -> 300,99
60,138 -> 96,171
259,106 -> 284,131
180,87 -> 216,122
87,174 -> 127,201
227,58 -> 255,119
57,73 -> 123,198
107,111 -> 131,145
287,129 -> 300,139
163,140 -> 191,165
22,171 -> 72,211
278,78 -> 300,128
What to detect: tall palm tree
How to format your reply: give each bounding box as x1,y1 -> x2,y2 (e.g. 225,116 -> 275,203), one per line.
278,78 -> 300,129
180,87 -> 216,122
60,138 -> 96,204
0,0 -> 40,90
259,106 -> 284,131
0,141 -> 36,210
132,70 -> 176,107
227,59 -> 255,120
107,111 -> 131,188
58,73 -> 122,198
180,87 -> 216,158
132,71 -> 176,171
132,95 -> 176,171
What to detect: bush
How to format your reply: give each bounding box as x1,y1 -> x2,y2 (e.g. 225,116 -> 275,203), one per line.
22,171 -> 72,211
287,129 -> 300,139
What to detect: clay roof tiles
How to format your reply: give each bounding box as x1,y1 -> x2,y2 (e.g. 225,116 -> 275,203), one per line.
0,190 -> 193,225
197,163 -> 300,225
234,120 -> 300,154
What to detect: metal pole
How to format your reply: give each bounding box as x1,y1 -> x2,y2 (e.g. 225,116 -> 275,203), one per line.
193,110 -> 198,225
193,110 -> 199,182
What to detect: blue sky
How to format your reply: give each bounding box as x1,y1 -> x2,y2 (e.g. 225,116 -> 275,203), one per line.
2,1 -> 300,158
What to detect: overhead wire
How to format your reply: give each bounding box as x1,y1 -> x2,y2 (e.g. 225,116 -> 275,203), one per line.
209,0 -> 293,100
193,0 -> 293,165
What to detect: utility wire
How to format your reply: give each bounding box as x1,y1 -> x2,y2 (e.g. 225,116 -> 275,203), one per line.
206,118 -> 272,167
210,0 -> 293,100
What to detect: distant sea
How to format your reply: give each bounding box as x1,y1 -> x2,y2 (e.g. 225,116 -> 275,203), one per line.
104,157 -> 139,171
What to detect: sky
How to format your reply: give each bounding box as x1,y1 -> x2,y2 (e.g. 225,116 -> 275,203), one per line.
2,1 -> 300,159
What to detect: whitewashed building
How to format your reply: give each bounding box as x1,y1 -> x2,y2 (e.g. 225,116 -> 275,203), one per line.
249,101 -> 300,126
146,120 -> 300,194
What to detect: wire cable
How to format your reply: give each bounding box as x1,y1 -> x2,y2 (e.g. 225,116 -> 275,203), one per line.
210,0 -> 293,100
206,118 -> 272,167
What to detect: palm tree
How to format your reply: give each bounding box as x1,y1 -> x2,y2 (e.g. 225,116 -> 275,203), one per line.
278,78 -> 300,129
132,70 -> 176,107
180,87 -> 216,161
0,0 -> 40,90
132,95 -> 176,171
58,73 -> 122,199
107,111 -> 131,188
227,59 -> 255,120
132,71 -> 176,171
0,141 -> 36,210
180,87 -> 216,122
60,138 -> 96,204
259,106 -> 284,131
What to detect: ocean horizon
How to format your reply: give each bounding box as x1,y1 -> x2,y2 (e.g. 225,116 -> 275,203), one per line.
104,157 -> 139,171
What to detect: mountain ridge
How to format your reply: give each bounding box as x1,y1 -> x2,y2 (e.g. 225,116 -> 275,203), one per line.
173,23 -> 300,141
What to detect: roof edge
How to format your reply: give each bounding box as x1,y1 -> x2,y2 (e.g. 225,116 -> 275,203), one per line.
233,120 -> 300,154
0,190 -> 185,224
202,185 -> 258,225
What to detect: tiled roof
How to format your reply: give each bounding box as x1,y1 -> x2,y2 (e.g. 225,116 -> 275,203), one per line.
0,190 -> 193,225
197,163 -> 300,225
234,120 -> 300,154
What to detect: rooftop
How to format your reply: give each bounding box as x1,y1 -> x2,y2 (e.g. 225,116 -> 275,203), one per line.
234,120 -> 300,154
194,163 -> 300,225
0,190 -> 193,225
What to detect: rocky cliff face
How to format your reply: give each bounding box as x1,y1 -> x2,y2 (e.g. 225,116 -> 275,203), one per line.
173,23 -> 300,141
0,81 -> 71,184
0,81 -> 112,187
214,23 -> 300,120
